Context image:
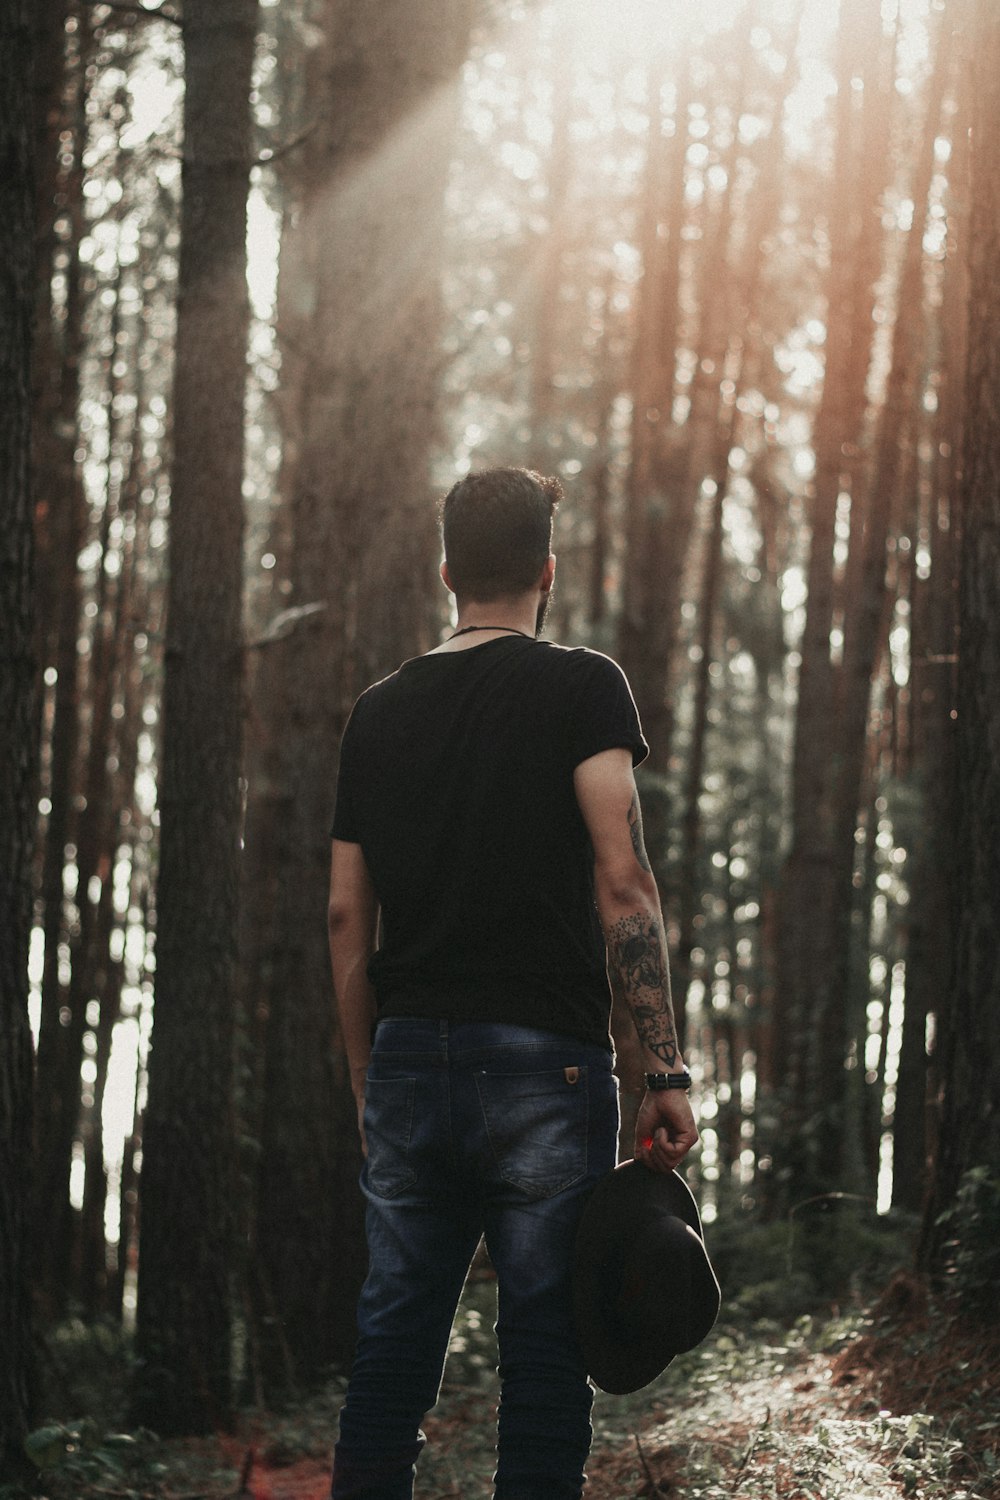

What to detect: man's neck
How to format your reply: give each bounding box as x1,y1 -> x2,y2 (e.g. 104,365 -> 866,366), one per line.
431,598 -> 540,653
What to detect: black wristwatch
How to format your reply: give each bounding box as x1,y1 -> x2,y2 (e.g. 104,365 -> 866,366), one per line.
644,1067 -> 692,1092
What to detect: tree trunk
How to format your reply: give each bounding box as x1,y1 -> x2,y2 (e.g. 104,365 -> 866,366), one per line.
636,18 -> 753,776
774,0 -> 895,1201
132,0 -> 258,1435
617,59 -> 689,927
76,324 -> 147,1313
38,476 -> 121,1308
619,60 -> 688,705
672,18 -> 799,1047
922,0 -> 1000,1259
245,0 -> 474,1393
31,9 -> 89,1320
31,0 -> 72,645
0,0 -> 39,1474
815,18 -> 950,1190
528,16 -> 573,470
893,88 -> 968,1212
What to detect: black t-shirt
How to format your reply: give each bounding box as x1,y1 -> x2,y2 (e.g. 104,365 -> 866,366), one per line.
331,636 -> 648,1049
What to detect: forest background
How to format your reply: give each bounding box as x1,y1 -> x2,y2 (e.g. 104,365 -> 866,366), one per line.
2,0 -> 1000,1492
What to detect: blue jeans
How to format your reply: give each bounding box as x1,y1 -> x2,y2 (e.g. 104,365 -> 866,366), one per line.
330,1018 -> 620,1500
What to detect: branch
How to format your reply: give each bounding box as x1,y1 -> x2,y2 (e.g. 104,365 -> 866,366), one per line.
787,1191 -> 874,1220
633,1435 -> 671,1500
255,120 -> 320,168
246,601 -> 327,650
730,1405 -> 771,1492
80,0 -> 183,27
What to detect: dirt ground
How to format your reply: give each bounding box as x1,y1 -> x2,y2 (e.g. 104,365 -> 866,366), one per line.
20,1278 -> 1000,1500
233,1286 -> 999,1500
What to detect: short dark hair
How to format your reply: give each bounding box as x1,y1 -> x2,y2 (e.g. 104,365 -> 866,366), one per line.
440,467 -> 561,602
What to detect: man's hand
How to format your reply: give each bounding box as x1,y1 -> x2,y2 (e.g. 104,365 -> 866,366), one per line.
634,1088 -> 699,1173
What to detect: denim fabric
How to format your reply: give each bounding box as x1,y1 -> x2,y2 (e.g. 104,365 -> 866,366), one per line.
330,1019 -> 620,1500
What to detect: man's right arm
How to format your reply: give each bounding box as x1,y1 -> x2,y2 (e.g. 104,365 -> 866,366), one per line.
574,747 -> 699,1173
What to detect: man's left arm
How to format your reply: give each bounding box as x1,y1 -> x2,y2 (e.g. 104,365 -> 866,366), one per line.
328,838 -> 380,1153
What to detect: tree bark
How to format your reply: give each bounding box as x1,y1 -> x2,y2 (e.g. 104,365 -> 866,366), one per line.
774,0 -> 895,1200
619,60 -> 688,704
244,0 -> 474,1392
815,17 -> 951,1190
635,18 -> 753,776
672,17 -> 799,1048
528,16 -> 573,470
132,0 -> 258,1435
30,7 -> 89,1319
922,0 -> 1000,1257
893,84 -> 968,1212
0,0 -> 39,1475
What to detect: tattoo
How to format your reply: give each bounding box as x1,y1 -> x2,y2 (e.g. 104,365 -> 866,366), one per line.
627,791 -> 652,872
607,913 -> 678,1068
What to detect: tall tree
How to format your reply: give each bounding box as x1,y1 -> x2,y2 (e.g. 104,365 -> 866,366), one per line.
132,0 -> 258,1434
818,10 -> 951,1192
244,0 -> 475,1392
672,9 -> 801,1046
528,14 -> 573,469
773,0 -> 894,1201
922,0 -> 1000,1257
619,56 -> 688,727
0,0 -> 38,1476
628,13 -> 754,777
30,0 -> 90,1318
893,76 -> 969,1212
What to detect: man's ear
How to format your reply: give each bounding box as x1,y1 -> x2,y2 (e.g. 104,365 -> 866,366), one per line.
541,553 -> 556,592
441,559 -> 455,594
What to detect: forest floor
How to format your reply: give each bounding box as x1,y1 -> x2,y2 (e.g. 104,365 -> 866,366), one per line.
13,1273 -> 1000,1500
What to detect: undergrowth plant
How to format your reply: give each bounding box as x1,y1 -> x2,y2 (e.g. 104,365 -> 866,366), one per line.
935,1167 -> 1000,1317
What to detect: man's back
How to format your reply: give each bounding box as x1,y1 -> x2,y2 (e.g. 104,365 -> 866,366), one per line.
332,634 -> 646,1048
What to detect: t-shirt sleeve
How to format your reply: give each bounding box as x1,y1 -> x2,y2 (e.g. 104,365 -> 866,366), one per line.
330,706 -> 362,842
565,651 -> 649,770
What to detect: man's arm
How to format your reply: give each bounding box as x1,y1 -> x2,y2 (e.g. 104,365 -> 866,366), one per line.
328,838 -> 380,1153
573,747 -> 698,1173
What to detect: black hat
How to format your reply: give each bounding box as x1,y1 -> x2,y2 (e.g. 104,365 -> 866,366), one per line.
571,1160 -> 721,1394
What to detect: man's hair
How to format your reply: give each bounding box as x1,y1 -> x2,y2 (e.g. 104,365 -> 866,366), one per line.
440,467 -> 562,602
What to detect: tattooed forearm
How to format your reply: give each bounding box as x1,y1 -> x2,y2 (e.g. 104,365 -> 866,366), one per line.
606,912 -> 678,1068
627,791 -> 652,873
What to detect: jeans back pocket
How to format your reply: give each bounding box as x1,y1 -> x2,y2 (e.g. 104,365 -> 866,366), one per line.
475,1067 -> 589,1198
364,1076 -> 418,1198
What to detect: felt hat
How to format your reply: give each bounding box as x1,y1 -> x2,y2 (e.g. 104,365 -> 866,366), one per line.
571,1159 -> 721,1394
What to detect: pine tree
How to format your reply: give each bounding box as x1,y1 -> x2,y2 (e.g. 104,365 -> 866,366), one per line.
0,0 -> 39,1475
922,0 -> 1000,1261
132,0 -> 258,1434
244,0 -> 475,1389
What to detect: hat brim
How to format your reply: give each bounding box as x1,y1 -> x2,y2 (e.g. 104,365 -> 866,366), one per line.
572,1160 -> 720,1394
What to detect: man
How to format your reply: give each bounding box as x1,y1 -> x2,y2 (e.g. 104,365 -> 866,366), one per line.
327,467 -> 698,1500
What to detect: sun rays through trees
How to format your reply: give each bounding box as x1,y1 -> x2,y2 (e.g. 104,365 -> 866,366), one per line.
3,0 -> 1000,1469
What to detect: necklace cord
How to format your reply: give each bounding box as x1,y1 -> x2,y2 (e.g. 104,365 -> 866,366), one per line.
446,624 -> 532,641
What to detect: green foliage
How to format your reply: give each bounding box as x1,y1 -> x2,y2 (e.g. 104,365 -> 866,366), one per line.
935,1166 -> 1000,1316
39,1315 -> 133,1429
7,1418 -> 233,1500
704,1196 -> 917,1321
18,1419 -> 157,1497
589,1309 -> 990,1499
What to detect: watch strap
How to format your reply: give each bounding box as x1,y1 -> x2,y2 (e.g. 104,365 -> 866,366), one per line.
644,1068 -> 692,1092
